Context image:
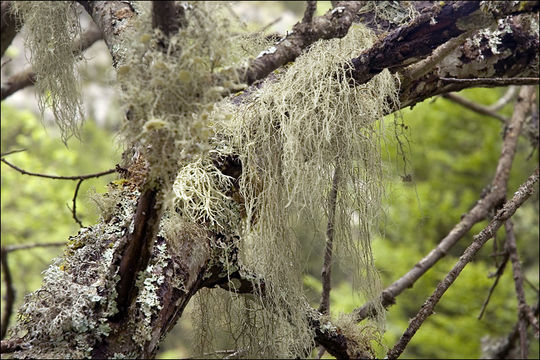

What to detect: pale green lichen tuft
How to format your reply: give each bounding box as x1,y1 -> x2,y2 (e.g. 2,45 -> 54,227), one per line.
9,189 -> 136,359
191,23 -> 400,358
117,2 -> 242,188
10,1 -> 85,143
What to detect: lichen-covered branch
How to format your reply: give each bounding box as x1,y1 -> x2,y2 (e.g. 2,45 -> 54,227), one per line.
77,1 -> 135,66
348,1 -> 539,86
355,85 -> 536,322
240,1 -> 364,85
387,166 -> 540,359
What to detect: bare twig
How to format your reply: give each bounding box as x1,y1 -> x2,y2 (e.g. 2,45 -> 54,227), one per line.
505,219 -> 529,357
71,179 -> 84,227
493,303 -> 539,359
3,242 -> 66,253
477,251 -> 509,319
387,167 -> 539,359
506,219 -> 540,340
488,86 -> 519,112
0,250 -> 15,339
0,22 -> 102,100
442,93 -> 508,123
318,166 -> 341,358
440,77 -> 539,87
302,1 -> 317,24
0,149 -> 26,157
0,158 -> 116,180
355,86 -> 536,322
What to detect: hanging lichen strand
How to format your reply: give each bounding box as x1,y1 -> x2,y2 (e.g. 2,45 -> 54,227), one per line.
190,23 -> 401,357
117,2 -> 241,189
10,2 -> 85,143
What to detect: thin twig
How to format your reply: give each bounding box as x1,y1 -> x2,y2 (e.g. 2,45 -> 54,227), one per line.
302,1 -> 317,24
317,166 -> 341,358
0,149 -> 26,157
355,86 -> 536,322
440,77 -> 539,86
477,251 -> 509,319
3,242 -> 66,253
442,93 -> 508,123
71,179 -> 85,227
506,219 -> 540,340
505,219 -> 529,357
0,158 -> 116,180
493,303 -> 539,359
487,86 -> 519,112
387,167 -> 540,359
0,250 -> 15,340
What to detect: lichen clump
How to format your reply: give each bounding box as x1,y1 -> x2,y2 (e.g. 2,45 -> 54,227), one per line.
191,23 -> 400,357
10,189 -> 137,359
117,2 -> 241,188
10,1 -> 85,143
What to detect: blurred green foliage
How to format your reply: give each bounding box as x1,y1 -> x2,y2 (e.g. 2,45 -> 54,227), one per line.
1,103 -> 120,331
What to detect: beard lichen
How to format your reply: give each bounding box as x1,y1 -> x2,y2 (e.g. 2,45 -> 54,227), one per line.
116,2 -> 242,189
188,23 -> 400,358
10,1 -> 85,143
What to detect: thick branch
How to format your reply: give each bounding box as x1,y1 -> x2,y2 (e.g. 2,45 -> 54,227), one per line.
387,167 -> 540,359
348,1 -> 539,85
355,85 -> 536,321
1,1 -> 22,57
0,22 -> 102,100
240,1 -> 363,85
77,1 -> 135,67
151,1 -> 183,39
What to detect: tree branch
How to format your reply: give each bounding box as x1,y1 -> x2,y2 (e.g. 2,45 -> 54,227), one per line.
0,249 -> 15,340
0,158 -> 116,180
441,93 -> 508,123
240,1 -> 364,85
387,167 -> 540,359
440,77 -> 539,86
348,1 -> 539,86
151,1 -> 184,40
1,1 -> 22,58
506,219 -> 540,340
302,0 -> 317,24
0,22 -> 102,100
355,85 -> 536,322
477,251 -> 509,319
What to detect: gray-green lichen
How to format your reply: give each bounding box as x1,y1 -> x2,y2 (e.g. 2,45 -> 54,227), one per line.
10,189 -> 137,359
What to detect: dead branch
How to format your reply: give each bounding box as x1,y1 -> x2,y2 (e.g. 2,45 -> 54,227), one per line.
440,77 -> 539,87
387,167 -> 540,359
488,86 -> 519,112
3,242 -> 65,253
442,93 -> 508,123
506,219 -> 540,339
0,249 -> 15,339
0,158 -> 116,180
302,0 -> 317,24
477,251 -> 509,319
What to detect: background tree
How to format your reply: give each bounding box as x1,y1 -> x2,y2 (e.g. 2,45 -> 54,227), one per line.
1,1 -> 538,359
